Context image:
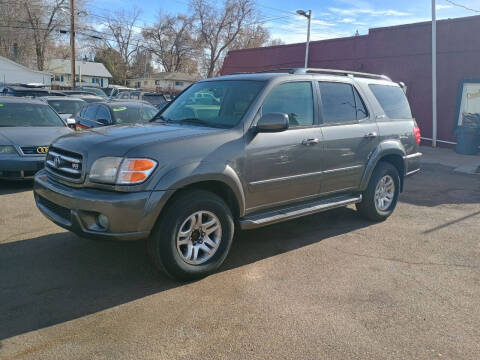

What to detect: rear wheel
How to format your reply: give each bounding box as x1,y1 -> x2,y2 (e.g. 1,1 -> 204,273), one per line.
356,161 -> 400,221
147,190 -> 234,281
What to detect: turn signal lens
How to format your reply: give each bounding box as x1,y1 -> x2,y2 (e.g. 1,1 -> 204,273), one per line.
117,158 -> 157,185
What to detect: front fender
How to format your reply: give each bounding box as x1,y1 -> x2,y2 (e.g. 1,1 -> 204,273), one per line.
154,161 -> 246,216
360,140 -> 407,191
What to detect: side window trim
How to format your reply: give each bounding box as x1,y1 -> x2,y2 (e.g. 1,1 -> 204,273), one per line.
258,80 -> 318,130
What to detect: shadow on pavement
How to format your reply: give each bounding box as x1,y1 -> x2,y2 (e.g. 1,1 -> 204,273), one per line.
401,163 -> 480,207
0,207 -> 370,340
0,180 -> 33,195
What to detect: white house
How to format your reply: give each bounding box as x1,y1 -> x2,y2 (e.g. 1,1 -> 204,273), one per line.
0,56 -> 52,86
47,59 -> 112,88
127,72 -> 200,93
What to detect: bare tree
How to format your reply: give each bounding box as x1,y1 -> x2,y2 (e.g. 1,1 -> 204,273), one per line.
142,13 -> 197,73
104,7 -> 142,84
229,24 -> 271,50
23,0 -> 69,71
190,0 -> 256,77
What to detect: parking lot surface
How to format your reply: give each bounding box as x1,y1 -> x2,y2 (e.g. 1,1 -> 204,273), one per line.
1,163 -> 479,360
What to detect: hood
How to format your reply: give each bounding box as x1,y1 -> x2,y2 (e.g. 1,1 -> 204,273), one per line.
53,123 -> 224,157
0,127 -> 72,147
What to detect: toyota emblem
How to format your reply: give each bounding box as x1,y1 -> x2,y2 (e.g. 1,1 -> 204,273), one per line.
53,156 -> 61,168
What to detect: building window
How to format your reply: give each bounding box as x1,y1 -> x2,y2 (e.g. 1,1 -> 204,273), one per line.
457,80 -> 480,126
155,80 -> 160,85
175,81 -> 184,86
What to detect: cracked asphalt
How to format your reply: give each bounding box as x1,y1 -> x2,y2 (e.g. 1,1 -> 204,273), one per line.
1,163 -> 479,360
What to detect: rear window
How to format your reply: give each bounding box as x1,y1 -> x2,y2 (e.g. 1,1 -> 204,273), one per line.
0,103 -> 65,127
111,105 -> 158,124
369,84 -> 412,119
47,99 -> 85,115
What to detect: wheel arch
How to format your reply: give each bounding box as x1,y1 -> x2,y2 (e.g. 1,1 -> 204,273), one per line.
361,141 -> 407,192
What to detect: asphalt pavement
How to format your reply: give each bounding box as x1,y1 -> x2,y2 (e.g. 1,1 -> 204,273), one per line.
1,162 -> 479,360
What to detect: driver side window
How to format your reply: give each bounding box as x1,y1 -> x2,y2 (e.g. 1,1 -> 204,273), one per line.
262,82 -> 314,128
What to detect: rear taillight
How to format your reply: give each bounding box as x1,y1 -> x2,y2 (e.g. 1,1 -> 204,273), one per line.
413,123 -> 421,145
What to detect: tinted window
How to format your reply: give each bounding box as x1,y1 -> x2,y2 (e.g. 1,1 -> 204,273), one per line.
319,82 -> 363,124
47,99 -> 85,115
111,105 -> 158,124
353,89 -> 368,119
161,80 -> 264,128
0,103 -> 65,127
84,105 -> 98,120
369,84 -> 412,119
96,105 -> 111,121
262,82 -> 314,127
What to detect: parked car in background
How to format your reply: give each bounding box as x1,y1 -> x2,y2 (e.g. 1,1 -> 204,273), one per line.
0,85 -> 50,98
116,91 -> 168,107
48,90 -> 67,96
104,85 -> 135,98
71,94 -> 105,104
74,87 -> 108,98
0,97 -> 72,180
74,101 -> 158,130
39,96 -> 86,128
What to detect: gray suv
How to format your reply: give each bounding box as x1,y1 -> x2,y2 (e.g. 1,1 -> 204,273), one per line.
34,68 -> 422,280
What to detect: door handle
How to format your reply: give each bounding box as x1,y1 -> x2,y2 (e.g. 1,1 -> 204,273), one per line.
364,132 -> 378,138
302,138 -> 319,146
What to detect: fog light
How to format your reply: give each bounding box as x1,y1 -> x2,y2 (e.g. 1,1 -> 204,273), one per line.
97,214 -> 109,229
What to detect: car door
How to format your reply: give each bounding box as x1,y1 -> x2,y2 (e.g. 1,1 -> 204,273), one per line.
317,81 -> 379,194
244,81 -> 324,212
76,104 -> 97,129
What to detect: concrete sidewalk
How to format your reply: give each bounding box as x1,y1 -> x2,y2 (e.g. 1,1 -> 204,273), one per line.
420,145 -> 480,174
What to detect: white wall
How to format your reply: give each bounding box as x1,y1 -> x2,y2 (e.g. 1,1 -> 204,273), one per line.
0,58 -> 51,86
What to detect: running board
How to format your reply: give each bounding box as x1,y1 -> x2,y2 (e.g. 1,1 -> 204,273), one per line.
239,194 -> 362,230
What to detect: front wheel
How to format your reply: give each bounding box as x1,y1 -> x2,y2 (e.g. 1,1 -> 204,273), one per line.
356,161 -> 400,221
147,190 -> 234,281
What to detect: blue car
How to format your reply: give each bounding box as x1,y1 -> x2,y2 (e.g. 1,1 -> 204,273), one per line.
0,97 -> 72,180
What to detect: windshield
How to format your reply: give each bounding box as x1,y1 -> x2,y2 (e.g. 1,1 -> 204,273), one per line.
112,105 -> 158,124
47,99 -> 85,115
160,80 -> 264,128
0,103 -> 66,127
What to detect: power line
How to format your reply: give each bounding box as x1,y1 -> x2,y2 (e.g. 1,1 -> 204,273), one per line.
443,0 -> 480,13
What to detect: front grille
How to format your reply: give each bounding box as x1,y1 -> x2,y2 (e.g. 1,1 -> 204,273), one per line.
21,146 -> 49,155
45,146 -> 83,181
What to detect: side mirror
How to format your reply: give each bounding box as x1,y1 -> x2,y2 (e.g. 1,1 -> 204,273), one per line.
255,113 -> 289,133
66,118 -> 76,129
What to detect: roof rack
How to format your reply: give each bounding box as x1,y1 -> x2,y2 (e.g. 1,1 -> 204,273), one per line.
254,67 -> 391,81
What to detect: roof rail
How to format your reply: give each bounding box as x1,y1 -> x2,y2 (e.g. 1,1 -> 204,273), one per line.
254,67 -> 391,81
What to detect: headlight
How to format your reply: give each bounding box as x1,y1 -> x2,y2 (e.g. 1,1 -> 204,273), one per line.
89,157 -> 157,185
0,145 -> 18,155
89,157 -> 123,184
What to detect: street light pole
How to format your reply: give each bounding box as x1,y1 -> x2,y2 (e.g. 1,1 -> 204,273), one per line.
70,0 -> 76,89
296,10 -> 312,68
432,0 -> 437,147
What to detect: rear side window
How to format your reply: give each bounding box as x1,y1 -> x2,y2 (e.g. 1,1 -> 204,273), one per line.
318,82 -> 368,124
84,105 -> 97,120
369,84 -> 412,119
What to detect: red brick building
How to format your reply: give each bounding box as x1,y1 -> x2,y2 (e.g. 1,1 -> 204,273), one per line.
221,15 -> 480,145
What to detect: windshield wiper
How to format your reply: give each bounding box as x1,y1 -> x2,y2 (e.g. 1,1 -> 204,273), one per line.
178,118 -> 226,128
150,114 -> 172,123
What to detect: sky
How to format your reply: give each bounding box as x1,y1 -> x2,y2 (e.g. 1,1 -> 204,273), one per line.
88,0 -> 480,44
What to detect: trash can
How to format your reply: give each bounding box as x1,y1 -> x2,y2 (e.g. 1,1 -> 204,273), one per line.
456,125 -> 479,155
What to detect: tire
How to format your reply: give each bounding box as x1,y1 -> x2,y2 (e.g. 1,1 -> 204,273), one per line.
356,161 -> 400,221
147,190 -> 235,281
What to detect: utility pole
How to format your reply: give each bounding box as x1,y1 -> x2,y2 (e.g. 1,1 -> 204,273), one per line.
432,0 -> 437,147
70,0 -> 76,89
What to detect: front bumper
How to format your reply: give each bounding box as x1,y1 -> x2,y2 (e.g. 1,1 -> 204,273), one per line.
34,170 -> 171,241
0,155 -> 45,179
